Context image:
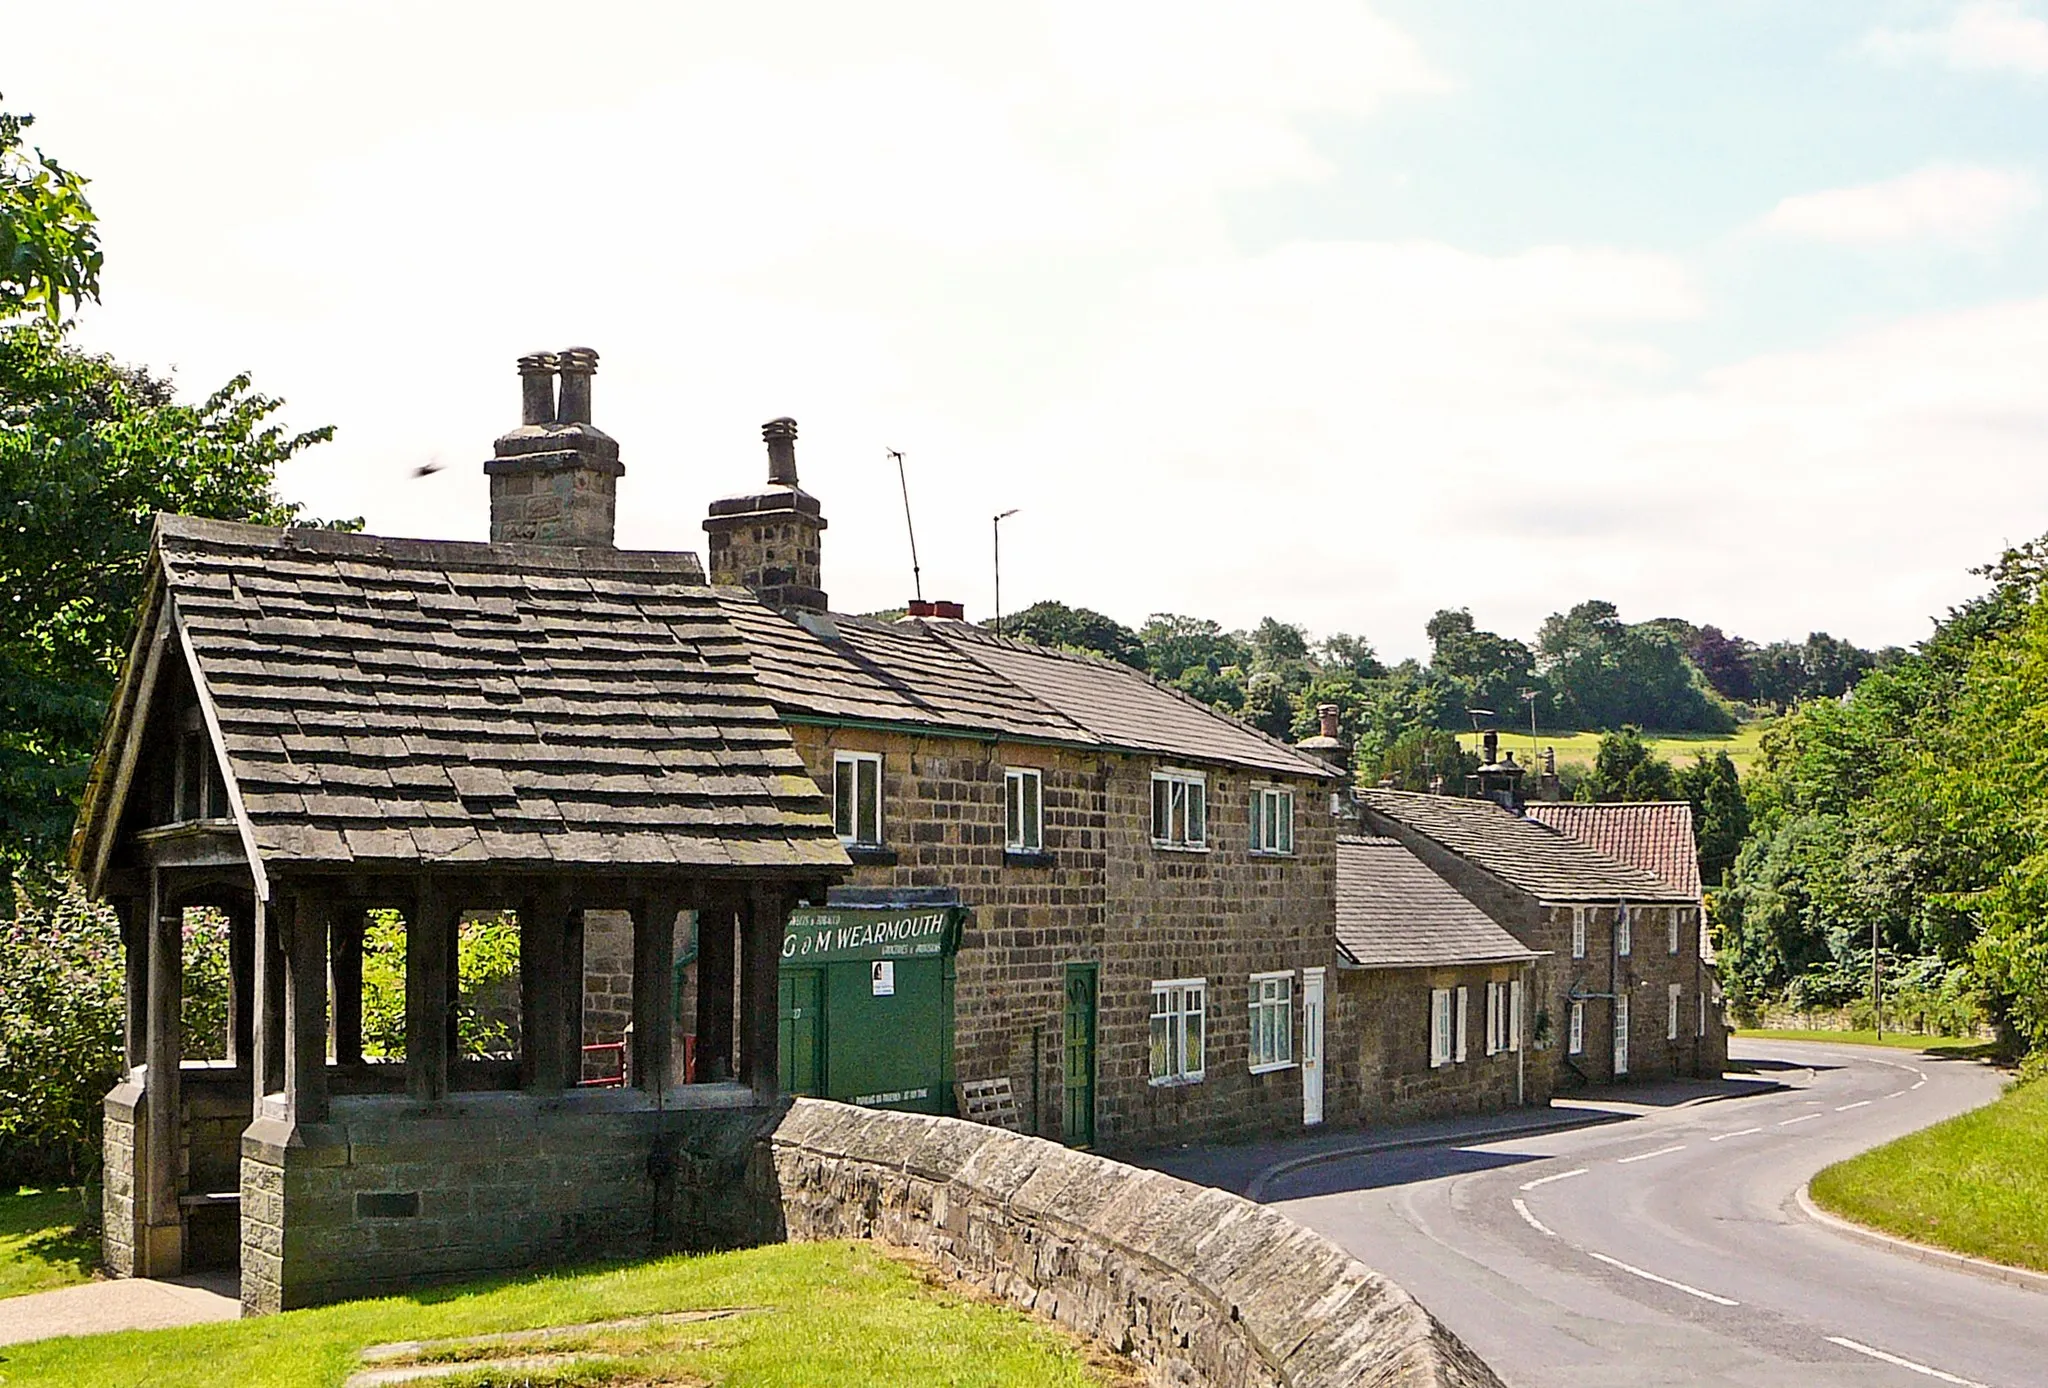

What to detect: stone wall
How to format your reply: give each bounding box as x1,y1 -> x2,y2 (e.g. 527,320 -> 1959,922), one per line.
1328,966 -> 1541,1126
101,1081 -> 142,1277
240,1091 -> 781,1313
765,1098 -> 1503,1388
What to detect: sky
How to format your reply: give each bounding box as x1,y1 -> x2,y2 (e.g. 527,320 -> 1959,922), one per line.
12,0 -> 2048,661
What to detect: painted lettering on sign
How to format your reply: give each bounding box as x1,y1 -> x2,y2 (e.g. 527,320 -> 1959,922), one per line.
781,907 -> 962,964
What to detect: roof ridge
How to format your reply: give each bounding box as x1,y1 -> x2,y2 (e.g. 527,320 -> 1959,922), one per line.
154,513 -> 706,577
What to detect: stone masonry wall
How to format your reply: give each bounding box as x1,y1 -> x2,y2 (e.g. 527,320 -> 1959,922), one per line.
101,1081 -> 141,1277
765,1098 -> 1505,1388
1328,966 -> 1540,1128
240,1094 -> 781,1313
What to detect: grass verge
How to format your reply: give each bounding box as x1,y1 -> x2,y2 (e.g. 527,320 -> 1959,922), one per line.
0,1189 -> 98,1300
1458,723 -> 1772,777
0,1240 -> 1121,1388
1810,1076 -> 2048,1273
1734,1029 -> 1996,1058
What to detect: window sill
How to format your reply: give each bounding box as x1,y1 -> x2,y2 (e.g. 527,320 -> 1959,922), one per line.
843,844 -> 898,867
1150,842 -> 1211,854
1148,1072 -> 1206,1088
1248,1060 -> 1296,1076
1249,851 -> 1295,860
1003,849 -> 1056,869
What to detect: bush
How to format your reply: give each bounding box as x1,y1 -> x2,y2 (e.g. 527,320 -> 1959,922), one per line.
0,880 -> 124,1184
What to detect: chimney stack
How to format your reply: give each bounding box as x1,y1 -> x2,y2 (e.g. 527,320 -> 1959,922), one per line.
485,348 -> 623,547
1319,703 -> 1341,740
704,416 -> 829,613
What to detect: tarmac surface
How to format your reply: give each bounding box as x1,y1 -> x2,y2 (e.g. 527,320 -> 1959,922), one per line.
0,1268 -> 238,1346
1146,1038 -> 2038,1388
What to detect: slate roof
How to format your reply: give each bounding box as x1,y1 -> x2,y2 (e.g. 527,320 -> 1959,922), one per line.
75,516 -> 848,883
1335,836 -> 1538,970
1523,802 -> 1702,900
716,598 -> 1340,780
1359,789 -> 1692,904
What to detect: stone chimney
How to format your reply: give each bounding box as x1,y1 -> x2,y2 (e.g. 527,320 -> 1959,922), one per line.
1466,728 -> 1527,813
703,417 -> 829,613
1295,703 -> 1356,827
485,348 -> 623,547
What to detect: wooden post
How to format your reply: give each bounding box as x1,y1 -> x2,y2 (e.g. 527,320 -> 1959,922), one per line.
252,895 -> 287,1103
631,893 -> 678,1096
330,907 -> 365,1068
142,870 -> 184,1275
284,892 -> 330,1124
117,895 -> 148,1070
563,907 -> 586,1083
520,888 -> 569,1092
227,899 -> 254,1068
740,884 -> 783,1099
693,896 -> 736,1082
408,879 -> 452,1102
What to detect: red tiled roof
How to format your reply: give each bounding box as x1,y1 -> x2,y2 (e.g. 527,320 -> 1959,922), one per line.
1523,801 -> 1701,900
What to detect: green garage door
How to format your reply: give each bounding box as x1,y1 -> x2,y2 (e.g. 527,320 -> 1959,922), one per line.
781,906 -> 964,1114
779,969 -> 824,1096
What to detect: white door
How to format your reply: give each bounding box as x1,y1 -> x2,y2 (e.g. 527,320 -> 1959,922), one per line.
1614,993 -> 1630,1077
1302,967 -> 1325,1125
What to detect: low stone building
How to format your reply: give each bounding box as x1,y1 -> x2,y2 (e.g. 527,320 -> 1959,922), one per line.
1360,784 -> 1713,1088
69,350 -> 847,1310
1329,836 -> 1544,1124
703,426 -> 1345,1151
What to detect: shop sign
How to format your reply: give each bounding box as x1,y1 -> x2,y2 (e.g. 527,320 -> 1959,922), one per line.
782,906 -> 963,965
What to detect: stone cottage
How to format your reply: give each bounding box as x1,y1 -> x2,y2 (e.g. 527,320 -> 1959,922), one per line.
68,350 -> 848,1310
1360,785 -> 1714,1087
702,424 -> 1345,1151
1328,835 -> 1544,1124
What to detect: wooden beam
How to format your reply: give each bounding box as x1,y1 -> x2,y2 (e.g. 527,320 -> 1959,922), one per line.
117,895 -> 147,1070
330,907 -> 365,1068
142,868 -> 183,1273
251,894 -> 286,1103
83,596 -> 172,895
284,891 -> 330,1124
740,883 -> 784,1100
693,896 -> 736,1083
226,898 -> 254,1068
631,892 -> 678,1097
519,887 -> 569,1092
408,879 -> 452,1102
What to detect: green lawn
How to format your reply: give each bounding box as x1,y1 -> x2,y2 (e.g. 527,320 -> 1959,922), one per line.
0,1189 -> 98,1300
1460,722 -> 1772,777
1811,1077 -> 2048,1273
0,1240 -> 1119,1388
1734,1029 -> 1996,1059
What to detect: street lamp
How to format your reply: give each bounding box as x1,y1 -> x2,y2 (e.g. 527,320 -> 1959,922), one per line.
993,509 -> 1019,638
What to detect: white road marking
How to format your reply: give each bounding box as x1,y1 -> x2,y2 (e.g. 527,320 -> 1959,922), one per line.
1617,1144 -> 1687,1164
1587,1251 -> 1741,1306
1887,1090 -> 1909,1099
1837,1101 -> 1873,1112
1827,1336 -> 1992,1387
1912,1079 -> 1927,1090
1779,1113 -> 1822,1127
1518,1168 -> 1587,1191
1512,1198 -> 1557,1238
1709,1127 -> 1763,1142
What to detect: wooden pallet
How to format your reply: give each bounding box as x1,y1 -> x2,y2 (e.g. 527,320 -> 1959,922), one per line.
955,1077 -> 1022,1131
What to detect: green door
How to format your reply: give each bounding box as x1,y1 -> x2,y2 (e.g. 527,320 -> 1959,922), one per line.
779,969 -> 825,1096
1062,963 -> 1098,1148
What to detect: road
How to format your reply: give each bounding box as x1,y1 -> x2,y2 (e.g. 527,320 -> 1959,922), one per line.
1268,1040 -> 2041,1388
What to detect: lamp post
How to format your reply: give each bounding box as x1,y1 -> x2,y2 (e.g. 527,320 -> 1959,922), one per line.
993,508 -> 1019,638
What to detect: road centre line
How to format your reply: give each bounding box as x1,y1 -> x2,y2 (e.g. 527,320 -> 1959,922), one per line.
1512,1198 -> 1557,1238
1887,1090 -> 1909,1099
1779,1113 -> 1822,1126
1837,1101 -> 1872,1111
1587,1251 -> 1741,1306
1826,1336 -> 1992,1387
1518,1168 -> 1587,1191
1709,1127 -> 1763,1142
1912,1079 -> 1927,1090
1617,1145 -> 1687,1164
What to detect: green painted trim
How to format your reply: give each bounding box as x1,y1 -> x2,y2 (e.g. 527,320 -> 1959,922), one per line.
779,712 -> 1336,781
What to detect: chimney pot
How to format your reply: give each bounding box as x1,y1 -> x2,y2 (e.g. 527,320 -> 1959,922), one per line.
907,599 -> 936,617
1482,729 -> 1499,764
1318,703 -> 1341,740
555,346 -> 598,424
763,417 -> 799,487
932,600 -> 965,620
517,352 -> 558,425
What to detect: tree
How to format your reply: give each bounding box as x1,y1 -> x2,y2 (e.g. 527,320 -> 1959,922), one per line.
1316,632 -> 1385,681
0,879 -> 124,1182
1582,726 -> 1678,802
1,101 -> 101,322
1537,600 -> 1733,732
995,600 -> 1144,668
1426,608 -> 1543,724
1361,726 -> 1478,794
1688,625 -> 1757,703
1678,751 -> 1748,886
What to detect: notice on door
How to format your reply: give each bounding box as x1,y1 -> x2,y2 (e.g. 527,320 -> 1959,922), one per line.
871,960 -> 895,997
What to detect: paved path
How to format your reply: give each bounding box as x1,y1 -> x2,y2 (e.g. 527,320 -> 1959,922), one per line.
1227,1040 -> 2033,1388
0,1271 -> 239,1346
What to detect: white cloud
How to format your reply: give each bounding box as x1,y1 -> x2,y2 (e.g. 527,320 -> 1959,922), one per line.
1864,1 -> 2048,75
1755,166 -> 2039,248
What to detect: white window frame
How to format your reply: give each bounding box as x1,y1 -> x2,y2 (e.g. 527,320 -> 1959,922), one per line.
1485,982 -> 1502,1056
1571,908 -> 1587,960
1150,978 -> 1207,1085
1509,978 -> 1524,1053
1249,786 -> 1295,856
832,751 -> 883,847
1617,903 -> 1632,958
1248,971 -> 1294,1073
1668,983 -> 1682,1041
1615,992 -> 1631,1075
1004,766 -> 1043,852
1699,988 -> 1708,1038
1568,999 -> 1586,1055
1669,908 -> 1682,956
1454,985 -> 1470,1063
1150,769 -> 1208,851
1429,988 -> 1454,1069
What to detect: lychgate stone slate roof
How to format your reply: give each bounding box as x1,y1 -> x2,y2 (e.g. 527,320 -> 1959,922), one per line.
1336,836 -> 1538,970
716,598 -> 1340,781
1360,789 -> 1691,904
75,516 -> 847,882
1523,801 -> 1702,900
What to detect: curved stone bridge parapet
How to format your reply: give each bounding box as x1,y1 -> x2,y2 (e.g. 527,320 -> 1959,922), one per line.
764,1098 -> 1504,1388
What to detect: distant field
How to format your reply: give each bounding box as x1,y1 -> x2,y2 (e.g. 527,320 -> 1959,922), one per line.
1459,722 -> 1772,777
